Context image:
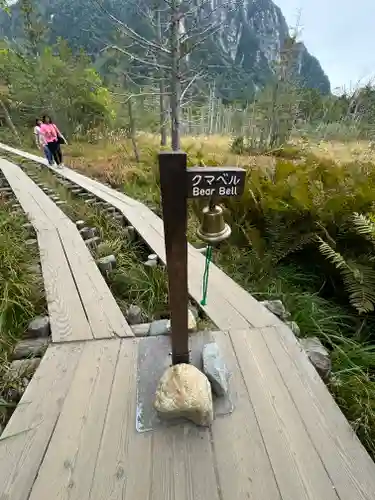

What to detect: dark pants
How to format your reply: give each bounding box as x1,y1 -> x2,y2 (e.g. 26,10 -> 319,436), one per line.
47,140 -> 62,165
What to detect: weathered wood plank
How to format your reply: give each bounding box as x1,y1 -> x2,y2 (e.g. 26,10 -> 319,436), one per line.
229,328 -> 339,500
150,424 -> 220,500
0,156 -> 132,341
89,339 -> 152,500
28,339 -> 121,500
38,228 -> 93,342
0,343 -> 83,500
210,330 -> 282,500
264,324 -> 375,500
57,222 -> 132,338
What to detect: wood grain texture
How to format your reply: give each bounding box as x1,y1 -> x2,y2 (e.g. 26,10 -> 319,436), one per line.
58,221 -> 133,338
38,228 -> 93,342
211,330 -> 281,500
28,339 -> 121,500
229,328 -> 340,500
264,324 -> 375,500
0,343 -> 83,500
0,157 -> 132,341
89,339 -> 152,500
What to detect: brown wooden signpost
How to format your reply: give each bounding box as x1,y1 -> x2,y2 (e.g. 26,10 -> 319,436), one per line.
159,152 -> 245,365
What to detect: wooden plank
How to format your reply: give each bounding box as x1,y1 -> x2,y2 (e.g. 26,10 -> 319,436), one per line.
150,425 -> 220,500
28,339 -> 121,500
0,159 -> 51,230
1,157 -> 132,341
38,228 -> 93,342
89,339 -> 152,500
211,330 -> 282,500
263,324 -> 375,500
0,343 -> 83,500
229,328 -> 340,500
57,222 -> 133,338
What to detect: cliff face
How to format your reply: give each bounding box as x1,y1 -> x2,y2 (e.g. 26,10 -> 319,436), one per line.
0,0 -> 331,97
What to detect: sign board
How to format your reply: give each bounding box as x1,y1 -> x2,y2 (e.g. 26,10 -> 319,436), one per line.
186,166 -> 246,198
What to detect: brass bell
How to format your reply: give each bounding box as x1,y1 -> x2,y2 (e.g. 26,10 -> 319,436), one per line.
197,204 -> 231,244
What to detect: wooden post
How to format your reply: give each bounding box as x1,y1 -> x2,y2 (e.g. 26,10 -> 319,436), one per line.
159,151 -> 189,364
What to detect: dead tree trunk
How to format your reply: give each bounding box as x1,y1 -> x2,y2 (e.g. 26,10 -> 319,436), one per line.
156,10 -> 168,146
0,99 -> 21,144
127,99 -> 140,163
170,0 -> 181,151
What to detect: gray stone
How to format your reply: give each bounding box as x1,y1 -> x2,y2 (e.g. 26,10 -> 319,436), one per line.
25,238 -> 37,247
22,222 -> 34,234
79,227 -> 96,240
97,255 -> 116,273
56,201 -> 67,207
76,220 -> 86,230
85,198 -> 96,204
12,337 -> 49,360
71,188 -> 82,194
144,259 -> 158,268
126,304 -> 143,325
285,321 -> 301,337
261,299 -> 290,321
6,358 -> 41,381
85,236 -> 100,249
123,226 -> 136,242
113,213 -> 124,224
51,195 -> 60,201
154,364 -> 213,426
131,322 -> 151,337
202,342 -> 229,396
299,337 -> 332,381
148,319 -> 170,336
28,263 -> 42,275
26,316 -> 50,339
79,192 -> 90,198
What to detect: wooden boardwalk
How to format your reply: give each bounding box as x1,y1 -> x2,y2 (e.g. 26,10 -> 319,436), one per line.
0,158 -> 132,341
0,145 -> 375,500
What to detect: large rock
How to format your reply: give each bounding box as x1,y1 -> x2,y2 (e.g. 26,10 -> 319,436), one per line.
202,342 -> 229,396
300,337 -> 332,381
154,363 -> 213,426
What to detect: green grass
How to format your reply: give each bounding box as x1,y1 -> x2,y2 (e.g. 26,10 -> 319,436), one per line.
0,201 -> 45,430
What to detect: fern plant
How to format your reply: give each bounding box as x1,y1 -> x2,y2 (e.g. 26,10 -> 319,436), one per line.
316,236 -> 375,314
351,212 -> 375,244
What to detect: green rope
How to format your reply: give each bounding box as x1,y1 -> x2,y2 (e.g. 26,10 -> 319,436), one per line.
200,245 -> 213,306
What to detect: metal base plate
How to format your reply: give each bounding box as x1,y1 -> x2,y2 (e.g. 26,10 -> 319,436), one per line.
136,331 -> 234,432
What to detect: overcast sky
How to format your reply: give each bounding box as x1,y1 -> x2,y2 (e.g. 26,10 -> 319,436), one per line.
275,0 -> 375,92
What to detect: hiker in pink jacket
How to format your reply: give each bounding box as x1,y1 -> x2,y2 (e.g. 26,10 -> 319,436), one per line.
39,115 -> 66,167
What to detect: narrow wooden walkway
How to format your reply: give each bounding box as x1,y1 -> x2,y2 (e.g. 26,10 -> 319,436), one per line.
0,145 -> 375,500
0,157 -> 132,341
